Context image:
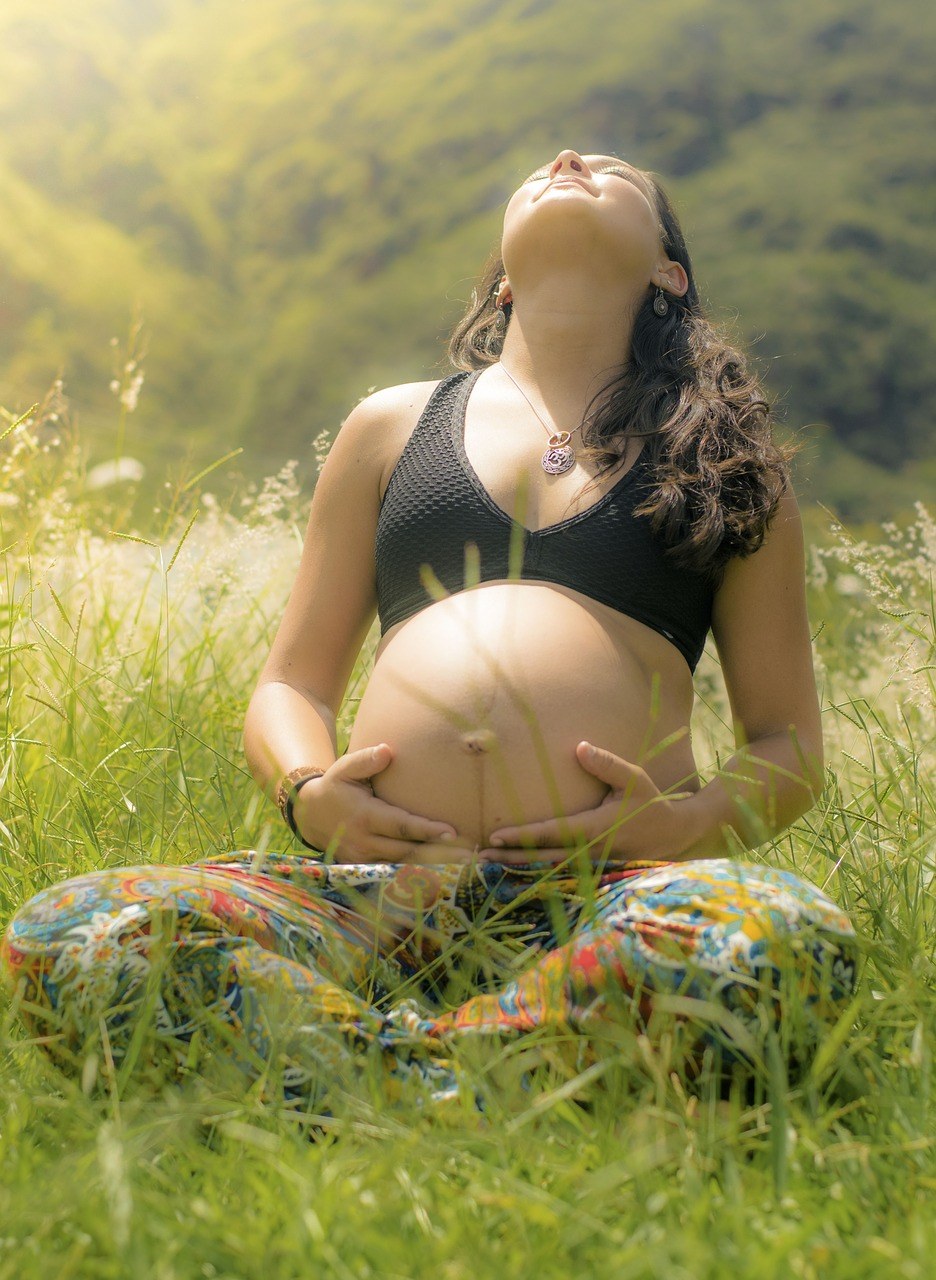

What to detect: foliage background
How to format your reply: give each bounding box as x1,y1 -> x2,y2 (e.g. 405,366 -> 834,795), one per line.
0,0 -> 934,521
0,4 -> 934,1274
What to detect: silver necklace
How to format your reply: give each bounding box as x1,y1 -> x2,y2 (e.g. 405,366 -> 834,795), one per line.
500,364 -> 581,476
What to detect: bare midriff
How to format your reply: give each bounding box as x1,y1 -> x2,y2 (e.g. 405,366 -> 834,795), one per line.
346,581 -> 702,850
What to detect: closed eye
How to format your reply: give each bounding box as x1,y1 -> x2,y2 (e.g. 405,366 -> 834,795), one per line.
594,164 -> 638,184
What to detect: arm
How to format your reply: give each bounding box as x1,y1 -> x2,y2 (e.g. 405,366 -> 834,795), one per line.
244,382 -> 465,860
480,486 -> 823,862
673,485 -> 824,857
244,386 -> 385,795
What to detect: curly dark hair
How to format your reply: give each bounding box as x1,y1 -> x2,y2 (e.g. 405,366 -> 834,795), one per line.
448,171 -> 795,582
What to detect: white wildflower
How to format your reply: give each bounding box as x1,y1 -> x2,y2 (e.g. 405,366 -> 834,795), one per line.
834,573 -> 864,597
86,458 -> 146,490
311,428 -> 333,477
119,373 -> 144,413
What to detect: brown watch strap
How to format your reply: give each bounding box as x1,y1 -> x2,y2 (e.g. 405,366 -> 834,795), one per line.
275,766 -> 328,819
275,767 -> 327,851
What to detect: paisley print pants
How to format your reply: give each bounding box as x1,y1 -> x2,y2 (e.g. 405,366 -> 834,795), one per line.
1,854 -> 858,1106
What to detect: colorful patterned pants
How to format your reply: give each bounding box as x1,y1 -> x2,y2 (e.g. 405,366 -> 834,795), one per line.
1,854 -> 858,1107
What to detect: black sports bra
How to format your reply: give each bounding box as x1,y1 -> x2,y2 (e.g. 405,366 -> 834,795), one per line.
374,371 -> 715,672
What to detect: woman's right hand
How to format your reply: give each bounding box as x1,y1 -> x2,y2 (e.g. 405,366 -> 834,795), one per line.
291,743 -> 473,864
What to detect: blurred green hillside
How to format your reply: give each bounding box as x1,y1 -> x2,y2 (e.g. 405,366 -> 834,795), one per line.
0,0 -> 933,521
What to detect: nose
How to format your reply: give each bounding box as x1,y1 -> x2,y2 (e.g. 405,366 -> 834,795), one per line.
550,149 -> 591,178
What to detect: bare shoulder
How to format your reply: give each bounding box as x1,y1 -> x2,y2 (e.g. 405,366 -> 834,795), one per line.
332,380 -> 443,492
711,484 -> 809,669
763,484 -> 804,543
713,485 -> 804,605
361,379 -> 443,416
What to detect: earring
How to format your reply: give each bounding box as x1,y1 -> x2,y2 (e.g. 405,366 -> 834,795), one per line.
493,281 -> 511,334
653,286 -> 670,317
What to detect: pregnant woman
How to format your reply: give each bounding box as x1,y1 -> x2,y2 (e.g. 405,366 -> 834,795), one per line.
3,150 -> 857,1106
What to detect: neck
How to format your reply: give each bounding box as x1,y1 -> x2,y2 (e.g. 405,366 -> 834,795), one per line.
498,274 -> 639,423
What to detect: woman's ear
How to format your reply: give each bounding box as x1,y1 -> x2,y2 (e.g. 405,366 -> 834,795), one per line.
656,261 -> 689,298
494,277 -> 513,308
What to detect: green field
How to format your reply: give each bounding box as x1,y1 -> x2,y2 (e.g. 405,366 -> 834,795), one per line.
1,0 -> 934,522
0,401 -> 932,1279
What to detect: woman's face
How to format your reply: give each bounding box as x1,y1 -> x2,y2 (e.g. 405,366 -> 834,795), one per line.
501,148 -> 665,288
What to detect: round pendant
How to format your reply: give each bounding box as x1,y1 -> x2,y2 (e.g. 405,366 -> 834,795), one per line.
541,431 -> 575,475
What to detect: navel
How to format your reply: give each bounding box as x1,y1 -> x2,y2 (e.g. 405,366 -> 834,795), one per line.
459,728 -> 498,756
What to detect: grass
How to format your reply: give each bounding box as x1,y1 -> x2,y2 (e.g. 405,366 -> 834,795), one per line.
0,392 -> 933,1279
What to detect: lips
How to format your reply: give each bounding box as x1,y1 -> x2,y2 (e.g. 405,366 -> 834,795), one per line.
533,175 -> 595,201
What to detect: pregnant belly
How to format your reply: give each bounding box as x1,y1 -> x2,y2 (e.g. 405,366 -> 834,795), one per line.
347,583 -> 697,849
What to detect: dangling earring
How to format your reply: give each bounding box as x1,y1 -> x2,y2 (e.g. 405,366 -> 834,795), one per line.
653,286 -> 670,317
494,279 -> 511,334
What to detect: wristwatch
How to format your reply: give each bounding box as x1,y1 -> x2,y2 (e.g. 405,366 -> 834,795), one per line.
275,766 -> 327,849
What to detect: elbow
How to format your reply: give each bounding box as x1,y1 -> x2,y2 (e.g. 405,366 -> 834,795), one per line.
762,720 -> 824,818
242,692 -> 266,785
794,726 -> 825,811
241,677 -> 287,781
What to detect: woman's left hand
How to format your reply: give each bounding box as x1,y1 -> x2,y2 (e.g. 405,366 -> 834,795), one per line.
479,741 -> 698,863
